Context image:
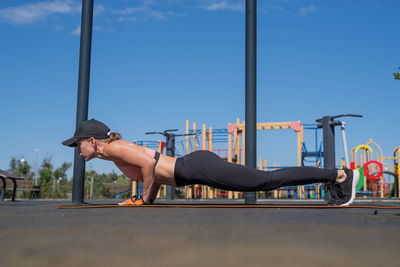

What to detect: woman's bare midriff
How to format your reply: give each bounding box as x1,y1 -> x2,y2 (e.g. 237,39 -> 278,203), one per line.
154,154 -> 177,186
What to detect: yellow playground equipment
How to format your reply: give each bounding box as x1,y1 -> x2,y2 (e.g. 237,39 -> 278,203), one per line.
351,139 -> 385,197
351,139 -> 399,198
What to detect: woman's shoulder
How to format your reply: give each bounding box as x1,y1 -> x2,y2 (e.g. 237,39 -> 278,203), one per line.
104,140 -> 150,165
107,140 -> 144,151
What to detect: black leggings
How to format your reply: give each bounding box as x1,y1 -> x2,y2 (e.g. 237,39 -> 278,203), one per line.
174,150 -> 337,191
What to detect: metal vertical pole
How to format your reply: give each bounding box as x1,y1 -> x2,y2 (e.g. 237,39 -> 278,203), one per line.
340,122 -> 350,168
322,117 -> 336,169
322,116 -> 335,201
165,134 -> 176,200
245,0 -> 257,204
72,0 -> 94,203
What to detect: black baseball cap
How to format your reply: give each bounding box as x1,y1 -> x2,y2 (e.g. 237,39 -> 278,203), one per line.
62,119 -> 110,147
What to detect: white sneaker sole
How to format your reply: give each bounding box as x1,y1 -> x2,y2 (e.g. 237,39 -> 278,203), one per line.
338,170 -> 360,206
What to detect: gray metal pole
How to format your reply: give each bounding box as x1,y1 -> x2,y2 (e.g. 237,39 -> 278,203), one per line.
245,0 -> 257,204
165,134 -> 176,200
72,0 -> 94,203
340,122 -> 350,168
321,116 -> 335,201
322,116 -> 335,169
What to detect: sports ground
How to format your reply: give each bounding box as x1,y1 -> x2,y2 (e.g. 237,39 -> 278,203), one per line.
1,199 -> 399,267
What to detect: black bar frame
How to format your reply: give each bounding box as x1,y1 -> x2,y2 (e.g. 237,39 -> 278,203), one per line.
244,0 -> 257,204
72,0 -> 94,203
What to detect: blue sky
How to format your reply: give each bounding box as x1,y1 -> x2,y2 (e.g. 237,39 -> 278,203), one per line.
1,0 -> 399,179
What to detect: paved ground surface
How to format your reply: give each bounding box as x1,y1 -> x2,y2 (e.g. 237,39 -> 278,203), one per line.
1,199 -> 400,267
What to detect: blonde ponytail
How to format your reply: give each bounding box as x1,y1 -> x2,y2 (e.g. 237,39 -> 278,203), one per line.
107,132 -> 122,143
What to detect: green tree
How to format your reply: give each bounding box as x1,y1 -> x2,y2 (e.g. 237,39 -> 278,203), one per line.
7,157 -> 36,199
84,170 -> 130,199
7,155 -> 132,199
8,157 -> 34,180
52,162 -> 72,198
394,66 -> 400,80
38,157 -> 53,197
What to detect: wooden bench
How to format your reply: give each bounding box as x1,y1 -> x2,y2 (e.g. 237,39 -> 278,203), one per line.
0,169 -> 24,201
102,183 -> 130,198
0,175 -> 40,201
15,180 -> 40,196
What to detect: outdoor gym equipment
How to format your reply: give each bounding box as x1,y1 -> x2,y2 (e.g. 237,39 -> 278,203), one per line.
316,114 -> 363,201
70,0 -> 258,204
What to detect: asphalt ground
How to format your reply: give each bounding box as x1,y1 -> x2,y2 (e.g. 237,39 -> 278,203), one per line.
1,199 -> 400,267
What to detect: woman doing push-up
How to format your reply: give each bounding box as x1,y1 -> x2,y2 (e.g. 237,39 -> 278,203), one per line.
62,119 -> 360,206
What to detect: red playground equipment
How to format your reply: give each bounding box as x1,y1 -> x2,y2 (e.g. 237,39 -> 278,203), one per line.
350,139 -> 387,197
351,139 -> 400,198
363,160 -> 384,197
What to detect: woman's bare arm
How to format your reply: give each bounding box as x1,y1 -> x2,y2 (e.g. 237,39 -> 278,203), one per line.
104,141 -> 156,203
147,183 -> 161,204
140,161 -> 156,203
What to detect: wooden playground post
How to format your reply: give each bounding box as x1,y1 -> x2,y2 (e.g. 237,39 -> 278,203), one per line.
296,124 -> 303,199
208,127 -> 213,151
277,164 -> 282,198
340,159 -> 346,169
242,123 -> 246,166
236,118 -> 242,165
300,124 -> 304,198
228,125 -> 233,163
186,120 -> 189,155
202,124 -> 206,149
193,122 -> 197,151
228,125 -> 233,199
193,122 -> 198,198
131,181 -> 137,197
239,120 -> 245,199
258,159 -> 263,199
263,160 -> 268,199
273,163 -> 278,198
234,118 -> 241,199
185,120 -> 192,199
201,124 -> 207,199
233,127 -> 238,164
208,127 -> 214,199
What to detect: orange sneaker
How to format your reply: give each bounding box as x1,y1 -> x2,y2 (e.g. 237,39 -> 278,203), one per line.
118,195 -> 143,206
